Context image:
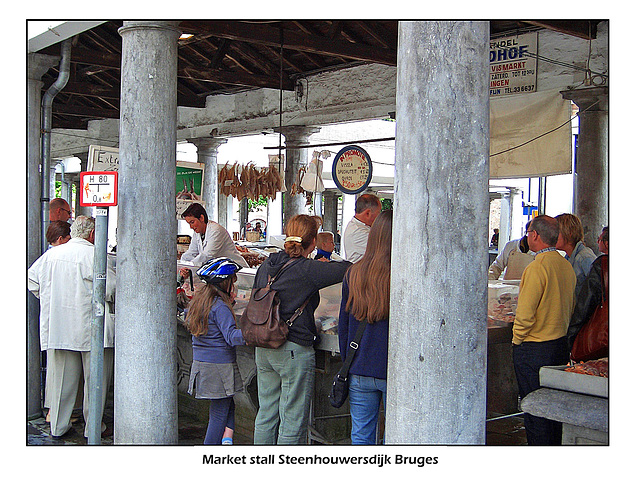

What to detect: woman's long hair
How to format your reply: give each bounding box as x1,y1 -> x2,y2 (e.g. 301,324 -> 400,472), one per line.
185,275 -> 236,336
283,214 -> 318,258
345,209 -> 392,323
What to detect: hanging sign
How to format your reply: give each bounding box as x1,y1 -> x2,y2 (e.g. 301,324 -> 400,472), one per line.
489,32 -> 538,97
331,145 -> 373,195
88,145 -> 119,171
80,171 -> 118,207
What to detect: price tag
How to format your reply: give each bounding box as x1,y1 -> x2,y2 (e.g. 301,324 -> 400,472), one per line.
80,171 -> 118,206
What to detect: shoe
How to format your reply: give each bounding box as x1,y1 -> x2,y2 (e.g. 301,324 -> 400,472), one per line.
221,437 -> 233,445
51,426 -> 75,439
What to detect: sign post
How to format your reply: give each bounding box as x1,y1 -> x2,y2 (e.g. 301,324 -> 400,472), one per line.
80,171 -> 117,444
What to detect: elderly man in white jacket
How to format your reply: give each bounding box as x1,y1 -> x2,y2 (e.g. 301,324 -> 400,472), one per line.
28,216 -> 115,438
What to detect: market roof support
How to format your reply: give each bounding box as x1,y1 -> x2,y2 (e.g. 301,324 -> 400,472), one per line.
387,21 -> 490,444
561,86 -> 609,250
27,52 -> 60,420
115,20 -> 181,445
188,136 -> 227,222
275,125 -> 320,227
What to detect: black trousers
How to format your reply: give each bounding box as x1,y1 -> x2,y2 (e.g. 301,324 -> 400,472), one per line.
512,337 -> 568,446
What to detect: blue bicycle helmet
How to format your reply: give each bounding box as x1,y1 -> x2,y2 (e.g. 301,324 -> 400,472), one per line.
196,257 -> 242,284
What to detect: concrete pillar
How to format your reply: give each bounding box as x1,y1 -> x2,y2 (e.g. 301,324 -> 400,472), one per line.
561,87 -> 608,250
218,192 -> 231,230
27,53 -> 59,420
322,190 -> 339,238
115,20 -> 181,444
275,126 -> 320,226
187,136 -> 227,222
387,21 -> 490,444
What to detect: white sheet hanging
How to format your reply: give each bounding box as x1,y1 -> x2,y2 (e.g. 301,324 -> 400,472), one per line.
490,89 -> 572,179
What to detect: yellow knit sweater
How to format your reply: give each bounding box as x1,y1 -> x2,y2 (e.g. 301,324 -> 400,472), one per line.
512,250 -> 576,345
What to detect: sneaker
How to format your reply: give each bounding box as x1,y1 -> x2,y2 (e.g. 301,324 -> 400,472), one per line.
221,437 -> 233,445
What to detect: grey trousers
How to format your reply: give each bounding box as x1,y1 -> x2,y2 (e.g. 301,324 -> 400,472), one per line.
47,348 -> 114,437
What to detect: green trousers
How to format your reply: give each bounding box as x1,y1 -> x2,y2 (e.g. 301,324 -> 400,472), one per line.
253,341 -> 315,444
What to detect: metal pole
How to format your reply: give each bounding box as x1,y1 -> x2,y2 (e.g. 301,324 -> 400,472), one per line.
87,207 -> 109,444
41,39 -> 71,253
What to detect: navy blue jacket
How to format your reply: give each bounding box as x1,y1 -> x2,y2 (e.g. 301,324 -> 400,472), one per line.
338,275 -> 389,380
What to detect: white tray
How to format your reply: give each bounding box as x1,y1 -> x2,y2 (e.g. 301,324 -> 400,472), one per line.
539,365 -> 608,398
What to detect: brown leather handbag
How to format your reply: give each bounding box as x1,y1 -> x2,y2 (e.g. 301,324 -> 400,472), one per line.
237,258 -> 310,349
571,256 -> 609,362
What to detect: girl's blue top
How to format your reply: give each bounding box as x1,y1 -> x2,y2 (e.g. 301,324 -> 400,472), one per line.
191,298 -> 245,364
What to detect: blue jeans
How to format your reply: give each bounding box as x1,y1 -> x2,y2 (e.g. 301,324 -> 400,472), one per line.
349,374 -> 386,445
253,341 -> 316,445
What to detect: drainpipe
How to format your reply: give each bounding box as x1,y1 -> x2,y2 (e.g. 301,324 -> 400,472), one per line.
41,39 -> 71,253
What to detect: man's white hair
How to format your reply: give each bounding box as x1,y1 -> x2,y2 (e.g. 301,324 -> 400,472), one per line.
70,215 -> 95,240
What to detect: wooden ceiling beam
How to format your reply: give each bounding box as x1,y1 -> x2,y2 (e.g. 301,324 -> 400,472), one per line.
53,103 -> 119,119
180,21 -> 397,66
523,21 -> 599,40
180,66 -> 295,91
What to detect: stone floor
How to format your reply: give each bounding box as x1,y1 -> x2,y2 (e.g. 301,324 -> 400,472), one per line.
27,388 -> 526,446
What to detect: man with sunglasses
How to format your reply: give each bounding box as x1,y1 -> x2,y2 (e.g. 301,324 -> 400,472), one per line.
49,198 -> 72,222
512,215 -> 576,445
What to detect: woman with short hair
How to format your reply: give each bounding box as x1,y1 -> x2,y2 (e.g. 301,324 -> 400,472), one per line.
46,220 -> 71,247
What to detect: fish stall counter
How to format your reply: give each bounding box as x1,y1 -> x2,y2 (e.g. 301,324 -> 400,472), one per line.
176,269 -> 521,442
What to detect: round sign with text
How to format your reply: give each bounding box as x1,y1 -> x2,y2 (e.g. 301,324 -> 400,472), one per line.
331,145 -> 373,195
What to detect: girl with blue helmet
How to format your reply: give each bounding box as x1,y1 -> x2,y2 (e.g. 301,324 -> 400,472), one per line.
185,257 -> 246,445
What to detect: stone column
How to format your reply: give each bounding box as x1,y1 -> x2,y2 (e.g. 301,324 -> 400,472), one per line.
27,53 -> 59,420
187,136 -> 227,222
275,126 -> 320,227
561,86 -> 608,250
322,190 -> 339,237
387,21 -> 490,445
115,20 -> 181,445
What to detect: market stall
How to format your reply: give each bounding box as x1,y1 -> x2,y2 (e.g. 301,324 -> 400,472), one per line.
175,254 -> 522,444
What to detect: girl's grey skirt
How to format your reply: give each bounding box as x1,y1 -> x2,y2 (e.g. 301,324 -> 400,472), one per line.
188,360 -> 243,399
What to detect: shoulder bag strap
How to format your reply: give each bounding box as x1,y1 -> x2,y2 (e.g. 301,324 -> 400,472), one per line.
336,320 -> 368,380
266,257 -> 299,287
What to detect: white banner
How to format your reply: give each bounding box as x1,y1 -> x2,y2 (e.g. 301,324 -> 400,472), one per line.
490,90 -> 572,179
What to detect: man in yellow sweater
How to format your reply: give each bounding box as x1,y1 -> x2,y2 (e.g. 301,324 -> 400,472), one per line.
512,215 -> 576,445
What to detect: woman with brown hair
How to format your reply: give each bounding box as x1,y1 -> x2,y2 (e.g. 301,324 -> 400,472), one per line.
338,209 -> 392,444
185,257 -> 246,445
252,214 -> 350,444
555,213 -> 596,294
46,220 -> 71,247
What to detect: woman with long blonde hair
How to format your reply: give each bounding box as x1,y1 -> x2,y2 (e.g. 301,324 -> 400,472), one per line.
338,209 -> 392,445
185,257 -> 245,445
252,214 -> 351,444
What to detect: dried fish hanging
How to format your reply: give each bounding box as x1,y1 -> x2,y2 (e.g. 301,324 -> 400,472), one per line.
218,161 -> 285,201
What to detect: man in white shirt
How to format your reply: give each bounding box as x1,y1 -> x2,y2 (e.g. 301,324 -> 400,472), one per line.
343,194 -> 382,263
28,216 -> 115,438
180,203 -> 248,278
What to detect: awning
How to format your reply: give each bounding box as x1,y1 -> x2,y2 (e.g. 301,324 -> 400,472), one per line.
490,89 -> 572,179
